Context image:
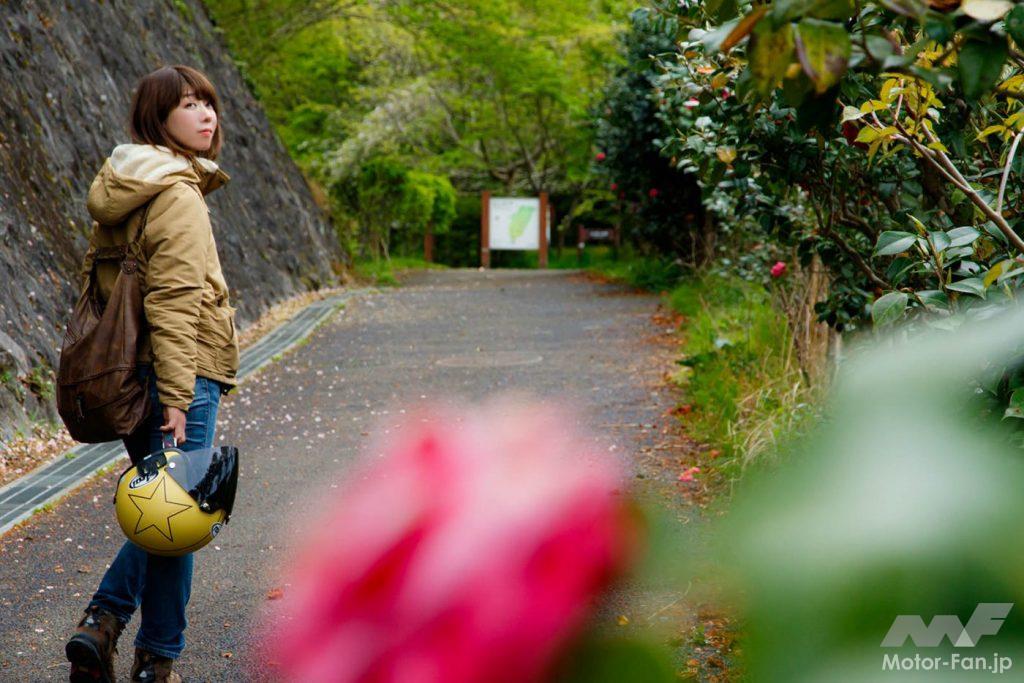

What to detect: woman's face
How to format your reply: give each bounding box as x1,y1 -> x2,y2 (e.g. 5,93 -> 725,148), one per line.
165,89 -> 217,153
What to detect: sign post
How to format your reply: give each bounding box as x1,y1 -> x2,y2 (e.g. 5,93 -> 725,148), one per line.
480,190 -> 491,268
424,226 -> 434,263
538,192 -> 549,269
480,192 -> 551,269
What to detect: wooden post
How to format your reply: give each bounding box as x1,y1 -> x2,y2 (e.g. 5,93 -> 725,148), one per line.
424,226 -> 434,263
480,190 -> 491,268
538,192 -> 549,269
614,200 -> 622,260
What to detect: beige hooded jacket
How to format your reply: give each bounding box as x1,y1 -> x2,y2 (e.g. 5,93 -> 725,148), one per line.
83,144 -> 239,410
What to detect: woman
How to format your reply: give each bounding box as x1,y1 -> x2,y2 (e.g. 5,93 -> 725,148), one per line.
64,65 -> 240,683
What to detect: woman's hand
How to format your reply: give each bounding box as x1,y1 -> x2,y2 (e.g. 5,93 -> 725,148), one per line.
161,406 -> 187,446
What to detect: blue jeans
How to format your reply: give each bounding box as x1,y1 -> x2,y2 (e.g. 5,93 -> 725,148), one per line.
89,367 -> 223,659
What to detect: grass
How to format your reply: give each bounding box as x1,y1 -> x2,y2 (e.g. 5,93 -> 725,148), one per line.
32,501 -> 55,515
559,246 -> 686,292
590,254 -> 820,487
25,364 -> 54,401
666,274 -> 819,485
354,257 -> 446,286
94,462 -> 119,477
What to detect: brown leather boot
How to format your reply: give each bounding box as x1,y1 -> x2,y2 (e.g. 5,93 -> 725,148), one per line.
65,605 -> 125,683
129,648 -> 182,682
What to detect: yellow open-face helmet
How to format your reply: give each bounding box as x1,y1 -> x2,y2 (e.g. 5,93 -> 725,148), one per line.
114,444 -> 239,557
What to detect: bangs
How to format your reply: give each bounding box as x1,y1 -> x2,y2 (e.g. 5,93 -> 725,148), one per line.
129,65 -> 224,161
176,67 -> 219,111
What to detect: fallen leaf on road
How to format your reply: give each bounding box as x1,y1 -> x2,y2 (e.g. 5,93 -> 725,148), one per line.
266,588 -> 284,600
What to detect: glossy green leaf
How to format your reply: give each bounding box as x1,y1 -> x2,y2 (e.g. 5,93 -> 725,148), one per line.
1004,388 -> 1024,419
872,291 -> 909,326
1007,5 -> 1024,47
945,277 -> 987,298
771,0 -> 855,21
928,231 -> 951,252
874,231 -> 918,256
749,22 -> 794,97
701,18 -> 742,52
959,37 -> 1008,100
915,290 -> 949,310
794,19 -> 851,94
865,34 -> 897,62
947,226 -> 981,248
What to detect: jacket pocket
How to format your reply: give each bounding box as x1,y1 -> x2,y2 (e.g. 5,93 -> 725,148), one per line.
198,305 -> 239,378
198,304 -> 235,347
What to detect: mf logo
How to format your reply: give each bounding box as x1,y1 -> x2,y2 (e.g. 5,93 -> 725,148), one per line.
881,603 -> 1013,648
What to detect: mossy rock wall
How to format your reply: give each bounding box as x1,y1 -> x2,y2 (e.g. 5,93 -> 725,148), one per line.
0,0 -> 343,436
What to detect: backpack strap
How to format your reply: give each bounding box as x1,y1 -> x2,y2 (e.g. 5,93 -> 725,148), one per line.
124,199 -> 157,263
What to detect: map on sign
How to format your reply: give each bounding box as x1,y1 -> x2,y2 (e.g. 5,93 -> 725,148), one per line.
488,197 -> 549,250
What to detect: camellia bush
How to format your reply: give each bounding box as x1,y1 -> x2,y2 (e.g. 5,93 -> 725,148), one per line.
597,0 -> 1024,333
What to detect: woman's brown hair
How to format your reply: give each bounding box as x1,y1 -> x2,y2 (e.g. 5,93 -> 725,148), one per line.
129,65 -> 223,160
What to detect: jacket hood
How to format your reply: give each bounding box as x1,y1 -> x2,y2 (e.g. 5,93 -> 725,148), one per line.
87,144 -> 230,225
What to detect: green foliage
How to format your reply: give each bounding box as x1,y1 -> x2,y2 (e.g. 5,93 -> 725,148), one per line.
337,158 -> 456,258
173,0 -> 194,23
714,309 -> 1024,680
551,636 -> 674,683
25,363 -> 54,401
669,274 -> 818,472
593,8 -> 707,262
594,0 -> 1024,345
594,256 -> 685,292
353,257 -> 446,286
205,0 -> 632,263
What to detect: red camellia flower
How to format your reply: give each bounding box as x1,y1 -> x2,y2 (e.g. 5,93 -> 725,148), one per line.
610,182 -> 618,191
770,261 -> 787,278
721,88 -> 731,99
259,399 -> 634,683
595,152 -> 606,162
648,188 -> 660,198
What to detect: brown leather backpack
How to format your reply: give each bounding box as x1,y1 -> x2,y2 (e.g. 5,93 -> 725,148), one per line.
57,202 -> 154,443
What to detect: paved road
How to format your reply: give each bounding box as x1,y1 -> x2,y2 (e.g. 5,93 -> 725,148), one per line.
0,269 -> 677,682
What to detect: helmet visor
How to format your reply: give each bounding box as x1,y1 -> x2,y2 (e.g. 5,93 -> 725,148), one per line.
164,446 -> 240,521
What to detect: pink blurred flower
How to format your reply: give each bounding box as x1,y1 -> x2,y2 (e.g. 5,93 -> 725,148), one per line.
720,88 -> 731,99
610,182 -> 618,191
678,466 -> 701,482
648,188 -> 660,199
595,151 -> 606,161
683,98 -> 700,108
770,261 -> 787,278
259,399 -> 633,683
